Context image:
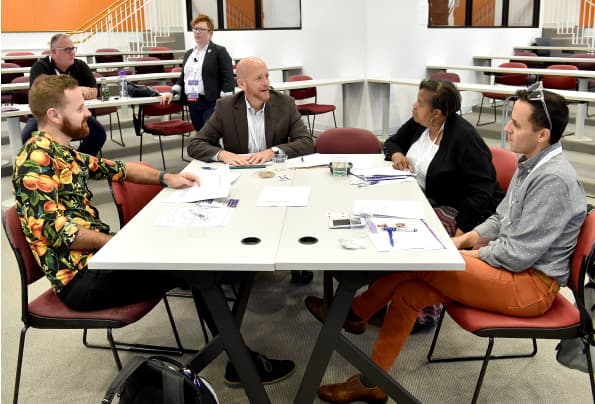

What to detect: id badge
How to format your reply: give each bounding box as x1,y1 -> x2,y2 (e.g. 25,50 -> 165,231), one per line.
187,92 -> 199,102
188,80 -> 199,86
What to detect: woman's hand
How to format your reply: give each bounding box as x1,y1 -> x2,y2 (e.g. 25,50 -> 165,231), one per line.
390,152 -> 413,171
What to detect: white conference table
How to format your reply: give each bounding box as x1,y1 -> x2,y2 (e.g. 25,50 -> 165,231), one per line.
89,156 -> 464,403
0,59 -> 183,75
2,49 -> 187,64
473,54 -> 595,66
367,77 -> 595,144
513,45 -> 595,53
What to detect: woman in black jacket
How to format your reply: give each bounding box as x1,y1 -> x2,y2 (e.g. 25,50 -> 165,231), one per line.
306,79 -> 504,333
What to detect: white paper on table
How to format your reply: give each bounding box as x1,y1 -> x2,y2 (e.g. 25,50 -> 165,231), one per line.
256,186 -> 310,206
353,200 -> 425,219
167,165 -> 232,202
287,153 -> 331,168
351,167 -> 413,177
367,218 -> 445,251
154,206 -> 234,227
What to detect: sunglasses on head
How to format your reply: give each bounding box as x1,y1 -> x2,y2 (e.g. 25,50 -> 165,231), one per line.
526,81 -> 552,131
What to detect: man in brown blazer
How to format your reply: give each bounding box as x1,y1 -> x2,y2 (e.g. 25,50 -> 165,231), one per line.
187,57 -> 314,164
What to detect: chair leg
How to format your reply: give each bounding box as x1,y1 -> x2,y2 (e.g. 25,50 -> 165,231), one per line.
311,115 -> 317,137
158,136 -> 167,170
583,336 -> 595,402
426,307 -> 446,362
161,295 -> 186,352
471,336 -> 495,404
109,110 -> 125,147
13,325 -> 29,404
139,134 -> 144,162
332,111 -> 337,128
181,133 -> 191,162
105,328 -> 123,370
476,96 -> 498,126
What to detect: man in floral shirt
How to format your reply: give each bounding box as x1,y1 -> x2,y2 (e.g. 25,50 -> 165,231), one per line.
13,74 -> 200,310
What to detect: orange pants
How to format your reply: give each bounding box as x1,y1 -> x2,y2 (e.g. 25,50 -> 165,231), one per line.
351,255 -> 560,371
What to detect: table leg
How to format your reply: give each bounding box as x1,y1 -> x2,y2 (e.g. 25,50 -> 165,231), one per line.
295,271 -> 421,404
184,272 -> 271,404
574,78 -> 592,141
6,116 -> 23,167
294,275 -> 358,404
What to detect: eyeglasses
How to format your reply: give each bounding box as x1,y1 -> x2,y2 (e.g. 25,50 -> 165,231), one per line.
527,81 -> 552,131
53,47 -> 77,55
192,27 -> 210,33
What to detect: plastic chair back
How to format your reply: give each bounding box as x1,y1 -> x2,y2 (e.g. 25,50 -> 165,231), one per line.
543,64 -> 578,90
95,48 -> 124,63
315,128 -> 381,154
495,62 -> 528,86
488,146 -> 517,192
429,72 -> 461,83
289,74 -> 317,100
569,211 -> 595,294
1,62 -> 24,84
11,76 -> 30,104
5,51 -> 36,67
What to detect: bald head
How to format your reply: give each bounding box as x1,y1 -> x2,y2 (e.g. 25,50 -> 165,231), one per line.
235,57 -> 267,81
236,57 -> 270,111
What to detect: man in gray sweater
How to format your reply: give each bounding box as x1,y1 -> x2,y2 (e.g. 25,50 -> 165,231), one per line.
314,84 -> 587,404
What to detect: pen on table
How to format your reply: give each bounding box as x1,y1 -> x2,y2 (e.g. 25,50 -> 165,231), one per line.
230,164 -> 267,169
300,156 -> 304,162
384,227 -> 395,247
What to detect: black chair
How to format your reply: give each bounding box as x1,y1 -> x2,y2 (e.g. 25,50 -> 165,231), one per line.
3,206 -> 188,404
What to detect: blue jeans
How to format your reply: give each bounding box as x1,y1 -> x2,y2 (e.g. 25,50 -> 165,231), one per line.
21,116 -> 107,156
188,98 -> 216,131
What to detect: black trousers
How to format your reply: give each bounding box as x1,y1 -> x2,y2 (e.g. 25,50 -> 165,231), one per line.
58,268 -> 178,311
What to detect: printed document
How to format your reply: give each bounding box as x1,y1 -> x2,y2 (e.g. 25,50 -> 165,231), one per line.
256,186 -> 310,206
166,165 -> 237,202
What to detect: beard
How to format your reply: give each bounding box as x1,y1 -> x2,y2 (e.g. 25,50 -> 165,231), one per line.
61,116 -> 89,140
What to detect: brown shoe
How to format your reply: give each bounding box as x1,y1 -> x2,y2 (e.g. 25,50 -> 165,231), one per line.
318,375 -> 388,403
304,296 -> 367,335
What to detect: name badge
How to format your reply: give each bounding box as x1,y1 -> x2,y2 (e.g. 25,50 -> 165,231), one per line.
188,80 -> 199,85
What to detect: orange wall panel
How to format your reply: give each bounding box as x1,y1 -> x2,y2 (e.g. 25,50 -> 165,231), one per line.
1,1 -> 135,32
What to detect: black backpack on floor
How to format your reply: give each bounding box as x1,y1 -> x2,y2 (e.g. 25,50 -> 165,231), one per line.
102,356 -> 218,404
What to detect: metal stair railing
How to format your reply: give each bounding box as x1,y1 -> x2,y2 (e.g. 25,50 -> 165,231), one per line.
544,0 -> 595,48
65,0 -> 177,52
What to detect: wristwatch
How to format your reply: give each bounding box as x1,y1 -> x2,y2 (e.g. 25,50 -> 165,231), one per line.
271,146 -> 281,154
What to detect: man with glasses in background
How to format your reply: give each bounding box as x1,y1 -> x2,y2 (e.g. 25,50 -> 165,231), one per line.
20,33 -> 106,156
315,84 -> 587,403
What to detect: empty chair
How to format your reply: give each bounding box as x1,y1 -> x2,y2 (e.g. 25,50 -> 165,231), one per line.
429,71 -> 461,83
315,127 -> 381,154
131,56 -> 165,85
148,46 -> 176,72
2,206 -> 187,404
95,48 -> 125,76
513,51 -> 542,68
570,53 -> 595,71
543,64 -> 578,91
90,72 -> 124,146
288,74 -> 337,136
1,62 -> 24,104
427,210 -> 595,403
488,146 -> 517,192
4,51 -> 37,67
477,62 -> 528,126
135,85 -> 194,169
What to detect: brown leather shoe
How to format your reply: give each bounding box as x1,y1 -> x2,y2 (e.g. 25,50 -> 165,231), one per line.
318,375 -> 388,403
304,296 -> 367,335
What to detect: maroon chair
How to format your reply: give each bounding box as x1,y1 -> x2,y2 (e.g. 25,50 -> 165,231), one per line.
95,48 -> 126,77
90,72 -> 124,146
429,71 -> 461,83
477,62 -> 528,126
315,127 -> 381,154
570,53 -> 595,71
543,64 -> 578,91
4,51 -> 37,67
488,146 -> 517,192
148,46 -> 176,72
289,74 -> 337,136
427,210 -> 595,404
135,85 -> 194,169
1,62 -> 24,104
2,206 -> 187,404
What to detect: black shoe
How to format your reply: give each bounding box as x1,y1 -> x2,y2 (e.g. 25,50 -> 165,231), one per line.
410,321 -> 436,334
291,270 -> 314,284
224,350 -> 296,387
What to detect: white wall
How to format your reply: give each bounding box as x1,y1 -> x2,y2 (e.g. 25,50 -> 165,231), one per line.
1,0 -> 542,134
365,0 -> 540,133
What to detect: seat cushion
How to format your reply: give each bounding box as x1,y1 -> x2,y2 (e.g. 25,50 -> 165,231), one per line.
144,119 -> 195,136
482,92 -> 509,100
297,103 -> 336,115
446,293 -> 581,334
28,288 -> 161,326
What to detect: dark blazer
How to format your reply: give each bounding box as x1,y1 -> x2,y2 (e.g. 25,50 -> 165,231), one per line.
176,41 -> 234,103
187,90 -> 314,161
383,114 -> 504,232
30,56 -> 96,87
